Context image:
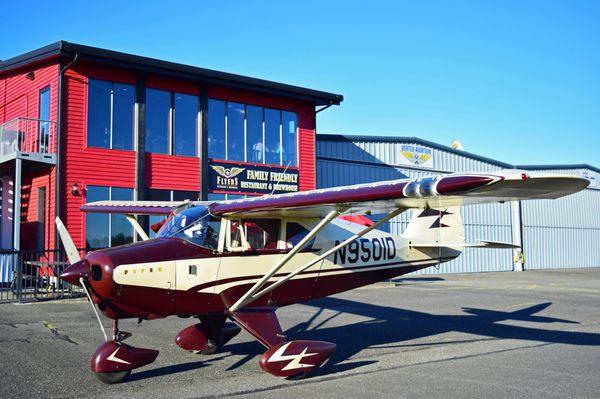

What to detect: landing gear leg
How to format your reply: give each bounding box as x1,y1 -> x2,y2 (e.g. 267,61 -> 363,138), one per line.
112,320 -> 132,342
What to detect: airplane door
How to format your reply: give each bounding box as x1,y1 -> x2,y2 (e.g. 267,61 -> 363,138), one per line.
174,257 -> 222,313
150,260 -> 176,315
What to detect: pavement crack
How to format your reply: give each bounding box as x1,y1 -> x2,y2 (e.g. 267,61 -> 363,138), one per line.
0,338 -> 30,344
41,320 -> 78,345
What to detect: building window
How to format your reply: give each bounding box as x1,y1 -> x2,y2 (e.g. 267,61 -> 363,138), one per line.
174,93 -> 199,156
85,186 -> 134,250
207,193 -> 247,201
146,88 -> 171,154
87,79 -> 134,150
246,105 -> 263,163
227,102 -> 245,161
208,99 -> 226,160
207,99 -> 298,166
38,86 -> 51,152
282,111 -> 298,167
264,108 -> 281,165
146,89 -> 199,156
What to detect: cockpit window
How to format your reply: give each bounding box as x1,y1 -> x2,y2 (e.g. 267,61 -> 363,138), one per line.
156,206 -> 220,249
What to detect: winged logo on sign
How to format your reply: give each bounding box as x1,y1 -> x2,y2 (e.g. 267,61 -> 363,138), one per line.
211,165 -> 245,178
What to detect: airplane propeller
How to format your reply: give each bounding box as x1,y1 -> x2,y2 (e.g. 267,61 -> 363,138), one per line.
55,217 -> 108,341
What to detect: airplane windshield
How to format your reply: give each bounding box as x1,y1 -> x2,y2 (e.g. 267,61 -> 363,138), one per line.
156,206 -> 220,250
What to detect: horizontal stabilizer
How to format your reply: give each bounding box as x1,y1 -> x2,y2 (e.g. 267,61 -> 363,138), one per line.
411,240 -> 519,249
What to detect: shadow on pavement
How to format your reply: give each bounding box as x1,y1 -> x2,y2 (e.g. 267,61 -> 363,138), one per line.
128,299 -> 600,381
127,355 -> 228,382
223,298 -> 600,374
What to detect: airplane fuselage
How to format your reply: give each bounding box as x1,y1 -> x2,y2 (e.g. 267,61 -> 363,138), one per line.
86,218 -> 459,320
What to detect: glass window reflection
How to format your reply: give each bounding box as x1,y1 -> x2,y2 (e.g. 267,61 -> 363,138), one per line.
282,111 -> 297,166
86,186 -> 110,249
173,93 -> 198,156
87,80 -> 111,148
227,102 -> 244,161
86,186 -> 134,249
146,88 -> 171,154
147,189 -> 171,238
112,83 -> 135,150
208,99 -> 226,160
264,108 -> 281,165
87,79 -> 134,150
246,105 -> 263,163
206,98 -> 297,168
110,187 -> 134,246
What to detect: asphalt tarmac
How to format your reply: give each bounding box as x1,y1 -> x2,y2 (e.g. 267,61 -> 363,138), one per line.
1,268 -> 599,399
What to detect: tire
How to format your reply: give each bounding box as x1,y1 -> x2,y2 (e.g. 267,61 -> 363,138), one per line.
95,370 -> 132,384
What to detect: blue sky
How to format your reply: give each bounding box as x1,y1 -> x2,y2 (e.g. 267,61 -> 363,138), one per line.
3,0 -> 599,166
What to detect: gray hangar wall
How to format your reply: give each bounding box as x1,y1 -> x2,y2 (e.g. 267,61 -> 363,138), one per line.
316,134 -> 600,274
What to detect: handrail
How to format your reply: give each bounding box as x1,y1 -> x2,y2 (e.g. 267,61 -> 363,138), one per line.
0,117 -> 57,157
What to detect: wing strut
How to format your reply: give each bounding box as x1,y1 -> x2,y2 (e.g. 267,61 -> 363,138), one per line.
229,210 -> 341,312
229,207 -> 405,312
126,214 -> 150,241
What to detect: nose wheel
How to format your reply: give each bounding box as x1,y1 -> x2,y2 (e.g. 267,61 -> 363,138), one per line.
95,370 -> 132,384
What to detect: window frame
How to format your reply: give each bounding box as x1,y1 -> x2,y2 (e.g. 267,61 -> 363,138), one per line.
85,185 -> 134,249
208,98 -> 299,167
87,78 -> 135,151
145,88 -> 201,156
38,86 -> 51,152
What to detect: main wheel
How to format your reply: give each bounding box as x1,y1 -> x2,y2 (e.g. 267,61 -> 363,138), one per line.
95,370 -> 132,384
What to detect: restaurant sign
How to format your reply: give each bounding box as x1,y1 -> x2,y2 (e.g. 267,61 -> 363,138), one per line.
208,160 -> 299,195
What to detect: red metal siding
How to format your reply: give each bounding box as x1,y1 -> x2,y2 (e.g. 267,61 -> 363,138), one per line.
208,87 -> 316,191
145,76 -> 201,192
147,76 -> 200,95
0,62 -> 59,249
20,169 -> 56,250
63,63 -> 136,247
145,153 -> 200,191
0,63 -> 59,123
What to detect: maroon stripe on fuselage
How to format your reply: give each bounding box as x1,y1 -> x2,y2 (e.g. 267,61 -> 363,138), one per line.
217,262 -> 437,309
186,257 -> 455,292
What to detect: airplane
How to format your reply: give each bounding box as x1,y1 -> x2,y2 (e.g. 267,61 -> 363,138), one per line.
55,170 -> 588,383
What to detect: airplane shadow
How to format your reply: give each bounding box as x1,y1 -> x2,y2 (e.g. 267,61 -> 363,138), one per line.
127,355 -> 228,382
222,298 -> 600,374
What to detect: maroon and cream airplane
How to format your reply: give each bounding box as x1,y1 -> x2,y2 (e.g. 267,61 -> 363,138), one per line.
57,170 -> 588,383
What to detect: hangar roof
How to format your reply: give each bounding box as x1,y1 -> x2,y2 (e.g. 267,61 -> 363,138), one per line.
317,134 -> 600,174
0,41 -> 344,106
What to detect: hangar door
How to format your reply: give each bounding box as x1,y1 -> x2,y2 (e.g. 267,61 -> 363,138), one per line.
522,189 -> 600,270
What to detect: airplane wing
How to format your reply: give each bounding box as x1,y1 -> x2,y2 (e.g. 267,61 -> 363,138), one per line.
80,200 -> 208,215
208,170 -> 589,218
79,170 -> 589,219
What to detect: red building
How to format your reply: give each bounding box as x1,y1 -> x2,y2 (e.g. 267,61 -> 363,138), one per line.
0,41 -> 342,253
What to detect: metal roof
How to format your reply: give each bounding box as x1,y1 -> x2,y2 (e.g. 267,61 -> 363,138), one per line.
317,134 -> 600,173
0,41 -> 343,106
